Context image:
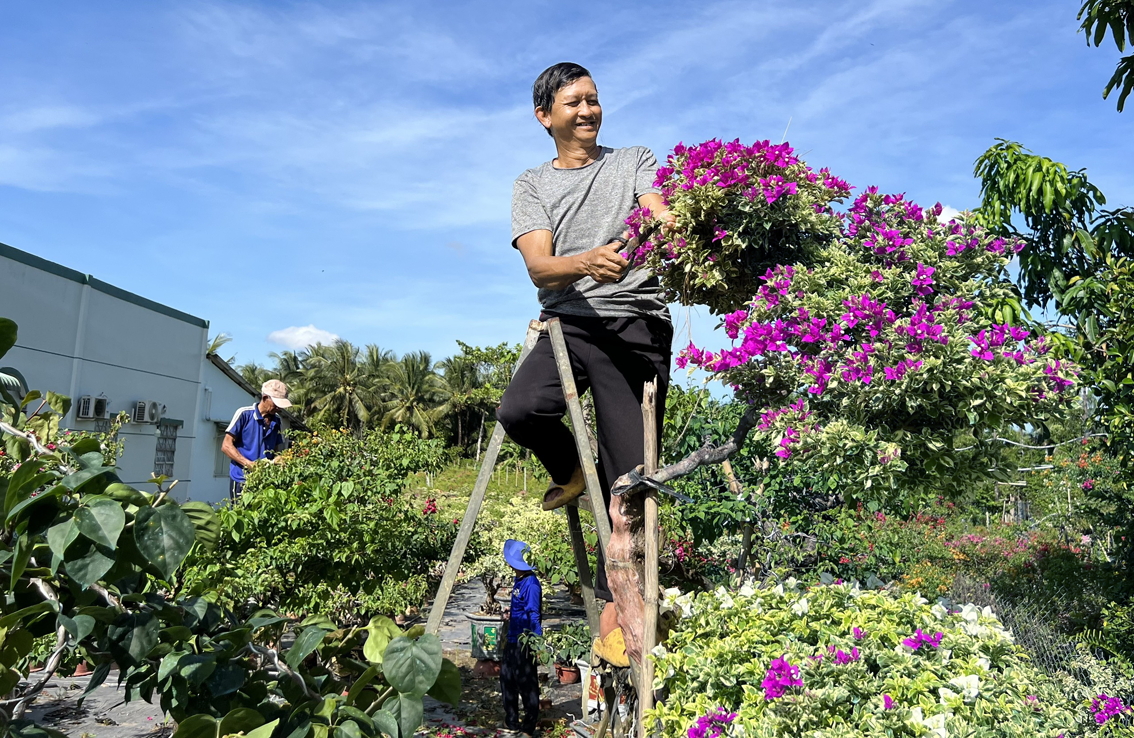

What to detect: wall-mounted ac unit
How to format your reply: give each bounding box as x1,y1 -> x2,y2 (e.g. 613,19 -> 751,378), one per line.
93,397 -> 109,419
76,396 -> 95,419
131,401 -> 166,424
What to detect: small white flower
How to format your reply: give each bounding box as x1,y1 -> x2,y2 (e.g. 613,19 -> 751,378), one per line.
948,674 -> 979,701
718,592 -> 735,610
772,583 -> 785,597
784,577 -> 800,591
791,597 -> 810,616
930,604 -> 948,620
651,644 -> 667,658
938,687 -> 958,703
958,604 -> 981,623
739,582 -> 756,597
976,656 -> 991,671
923,712 -> 948,738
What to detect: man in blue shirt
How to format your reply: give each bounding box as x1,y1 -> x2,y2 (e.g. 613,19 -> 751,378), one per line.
221,379 -> 291,501
501,539 -> 542,737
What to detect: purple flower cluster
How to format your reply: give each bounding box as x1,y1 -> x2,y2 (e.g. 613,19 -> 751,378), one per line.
968,324 -> 1032,363
853,627 -> 866,640
1091,694 -> 1130,725
762,656 -> 803,700
687,708 -> 737,738
827,645 -> 860,665
901,629 -> 944,651
883,694 -> 894,710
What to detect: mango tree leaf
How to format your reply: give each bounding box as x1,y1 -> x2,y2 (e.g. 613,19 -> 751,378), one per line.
425,659 -> 461,707
63,540 -> 115,589
206,663 -> 246,697
58,613 -> 95,644
218,707 -> 265,737
103,483 -> 148,506
382,634 -> 442,697
0,601 -> 56,629
384,693 -> 424,738
46,518 -> 79,559
335,721 -> 362,738
76,498 -> 125,548
285,626 -> 327,669
7,483 -> 64,525
372,710 -> 398,738
180,654 -> 217,687
244,720 -> 280,738
173,714 -> 218,738
363,616 -> 402,665
181,501 -> 221,551
44,392 -> 71,419
134,504 -> 195,579
0,319 -> 16,361
109,612 -> 159,667
159,651 -> 187,682
77,661 -> 113,705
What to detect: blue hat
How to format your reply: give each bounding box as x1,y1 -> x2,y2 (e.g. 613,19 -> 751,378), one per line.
503,539 -> 535,571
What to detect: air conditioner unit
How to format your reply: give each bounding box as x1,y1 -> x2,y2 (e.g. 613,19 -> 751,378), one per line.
147,401 -> 166,423
93,397 -> 109,419
132,401 -> 149,424
76,396 -> 94,419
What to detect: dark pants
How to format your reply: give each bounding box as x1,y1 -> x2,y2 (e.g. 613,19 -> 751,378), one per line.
229,479 -> 244,503
500,640 -> 540,734
496,314 -> 671,601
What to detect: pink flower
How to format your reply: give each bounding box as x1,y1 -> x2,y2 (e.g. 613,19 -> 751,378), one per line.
883,695 -> 894,710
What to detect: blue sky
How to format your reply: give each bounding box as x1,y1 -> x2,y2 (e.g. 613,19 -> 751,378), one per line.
1,1 -> 1129,374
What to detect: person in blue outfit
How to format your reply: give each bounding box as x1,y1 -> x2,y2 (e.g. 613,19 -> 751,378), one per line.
221,379 -> 291,502
500,539 -> 542,737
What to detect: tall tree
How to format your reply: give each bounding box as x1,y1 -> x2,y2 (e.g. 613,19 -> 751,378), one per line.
434,354 -> 483,447
1079,0 -> 1134,111
380,351 -> 446,438
304,340 -> 381,433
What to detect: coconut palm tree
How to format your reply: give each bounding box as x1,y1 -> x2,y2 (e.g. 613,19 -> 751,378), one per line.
238,362 -> 274,388
303,341 -> 382,433
379,351 -> 447,438
434,354 -> 483,447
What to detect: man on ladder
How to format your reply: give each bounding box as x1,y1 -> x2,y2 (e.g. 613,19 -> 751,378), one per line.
496,61 -> 672,668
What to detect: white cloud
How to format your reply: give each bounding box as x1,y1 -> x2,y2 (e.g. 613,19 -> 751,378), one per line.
267,324 -> 340,349
936,205 -> 963,222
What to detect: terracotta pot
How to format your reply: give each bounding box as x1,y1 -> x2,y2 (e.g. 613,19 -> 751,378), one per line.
72,662 -> 92,677
555,663 -> 581,684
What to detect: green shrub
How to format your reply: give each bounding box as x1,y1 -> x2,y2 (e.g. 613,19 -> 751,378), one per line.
650,580 -> 1082,738
183,426 -> 455,623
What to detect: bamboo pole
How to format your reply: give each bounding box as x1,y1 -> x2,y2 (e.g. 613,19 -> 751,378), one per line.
425,321 -> 543,635
547,318 -> 612,553
567,505 -> 602,637
640,379 -> 659,737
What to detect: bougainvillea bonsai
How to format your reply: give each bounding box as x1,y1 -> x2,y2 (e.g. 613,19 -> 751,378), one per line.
625,139 -> 1078,504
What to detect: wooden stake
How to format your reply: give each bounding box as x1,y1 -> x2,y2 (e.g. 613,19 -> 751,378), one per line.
567,505 -> 601,637
640,378 -> 659,738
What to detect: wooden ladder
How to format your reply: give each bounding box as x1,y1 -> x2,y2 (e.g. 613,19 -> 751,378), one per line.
424,317 -> 661,738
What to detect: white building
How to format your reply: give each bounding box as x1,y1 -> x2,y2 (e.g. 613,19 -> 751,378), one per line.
0,241 -> 297,504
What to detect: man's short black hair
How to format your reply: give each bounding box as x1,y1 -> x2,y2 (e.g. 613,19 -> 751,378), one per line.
532,62 -> 592,113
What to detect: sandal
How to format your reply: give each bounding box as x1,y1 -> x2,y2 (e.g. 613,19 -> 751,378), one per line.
542,465 -> 586,511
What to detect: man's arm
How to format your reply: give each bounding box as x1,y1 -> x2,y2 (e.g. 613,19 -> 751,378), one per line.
515,229 -> 630,290
221,433 -> 255,469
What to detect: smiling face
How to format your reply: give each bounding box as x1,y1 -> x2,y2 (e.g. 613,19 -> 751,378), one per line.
535,76 -> 601,147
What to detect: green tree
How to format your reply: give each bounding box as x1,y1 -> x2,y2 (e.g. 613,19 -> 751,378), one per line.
379,351 -> 446,438
304,340 -> 383,433
1078,0 -> 1134,111
434,354 -> 482,447
238,361 -> 273,388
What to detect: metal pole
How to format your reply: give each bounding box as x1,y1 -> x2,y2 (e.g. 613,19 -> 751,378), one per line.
425,321 -> 543,635
639,379 -> 659,737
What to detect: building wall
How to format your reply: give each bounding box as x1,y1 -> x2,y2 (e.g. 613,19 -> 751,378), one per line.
0,242 -> 262,504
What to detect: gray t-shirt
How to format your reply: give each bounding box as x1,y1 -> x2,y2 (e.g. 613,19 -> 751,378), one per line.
511,146 -> 671,321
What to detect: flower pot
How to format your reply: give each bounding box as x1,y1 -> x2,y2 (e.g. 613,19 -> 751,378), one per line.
466,612 -> 506,661
72,662 -> 92,677
555,663 -> 581,684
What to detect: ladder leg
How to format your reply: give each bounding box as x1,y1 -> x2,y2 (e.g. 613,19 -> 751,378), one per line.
639,379 -> 660,737
425,321 -> 543,635
566,505 -> 601,637
546,318 -> 612,553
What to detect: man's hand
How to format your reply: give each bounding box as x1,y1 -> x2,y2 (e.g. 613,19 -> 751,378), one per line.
580,243 -> 630,284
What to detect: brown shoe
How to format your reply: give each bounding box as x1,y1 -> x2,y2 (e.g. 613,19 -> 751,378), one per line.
542,465 -> 586,511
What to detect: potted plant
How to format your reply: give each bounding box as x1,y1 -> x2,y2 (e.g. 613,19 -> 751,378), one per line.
521,621 -> 592,683
464,553 -> 512,662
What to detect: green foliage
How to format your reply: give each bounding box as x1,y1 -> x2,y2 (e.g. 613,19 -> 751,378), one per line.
520,621 -> 591,666
1078,0 -> 1134,111
0,318 -> 458,738
1063,257 -> 1134,461
973,139 -> 1134,307
183,427 -> 454,624
465,497 -> 594,613
650,581 -> 1082,737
